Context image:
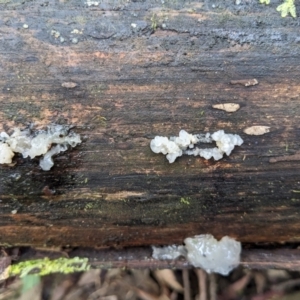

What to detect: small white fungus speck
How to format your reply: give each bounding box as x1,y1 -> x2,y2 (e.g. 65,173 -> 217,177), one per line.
71,29 -> 83,34
51,30 -> 61,38
85,0 -> 99,6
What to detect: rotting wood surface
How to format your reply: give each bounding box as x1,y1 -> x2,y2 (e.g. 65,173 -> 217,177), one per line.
1,0 -> 300,249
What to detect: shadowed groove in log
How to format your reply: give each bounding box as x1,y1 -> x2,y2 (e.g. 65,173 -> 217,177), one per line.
4,246 -> 300,271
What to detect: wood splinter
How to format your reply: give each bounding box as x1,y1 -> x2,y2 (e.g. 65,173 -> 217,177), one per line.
230,79 -> 258,87
269,151 -> 300,163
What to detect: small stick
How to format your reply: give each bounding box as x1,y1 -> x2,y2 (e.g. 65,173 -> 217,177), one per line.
196,269 -> 207,300
182,269 -> 191,300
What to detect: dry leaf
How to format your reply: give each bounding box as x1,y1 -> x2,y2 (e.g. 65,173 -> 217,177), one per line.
95,296 -> 118,300
0,266 -> 10,281
0,256 -> 11,281
78,269 -> 101,287
50,278 -> 74,300
267,269 -> 291,282
154,269 -> 183,292
131,269 -> 160,296
251,290 -> 284,300
212,103 -> 240,112
253,271 -> 267,294
136,288 -> 169,300
243,126 -> 270,135
220,273 -> 251,300
272,278 -> 300,293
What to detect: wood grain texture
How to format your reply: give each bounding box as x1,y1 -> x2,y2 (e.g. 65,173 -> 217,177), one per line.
1,0 -> 300,249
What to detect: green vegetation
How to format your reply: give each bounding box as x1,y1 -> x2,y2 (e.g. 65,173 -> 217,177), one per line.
277,0 -> 296,18
259,0 -> 296,18
10,257 -> 90,278
150,14 -> 158,31
180,197 -> 191,205
21,275 -> 41,293
259,0 -> 270,4
84,202 -> 94,210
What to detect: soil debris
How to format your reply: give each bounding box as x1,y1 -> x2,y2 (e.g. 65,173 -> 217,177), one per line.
61,82 -> 77,88
42,185 -> 55,196
212,103 -> 240,112
243,126 -> 270,135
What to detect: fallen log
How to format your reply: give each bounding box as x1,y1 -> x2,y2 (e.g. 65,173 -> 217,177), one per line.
0,0 -> 300,266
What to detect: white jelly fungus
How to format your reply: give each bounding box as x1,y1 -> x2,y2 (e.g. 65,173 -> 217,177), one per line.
150,130 -> 243,163
0,124 -> 81,171
0,142 -> 14,164
184,235 -> 241,275
152,245 -> 187,260
152,234 -> 241,275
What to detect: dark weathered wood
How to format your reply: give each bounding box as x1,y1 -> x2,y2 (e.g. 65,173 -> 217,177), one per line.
1,0 -> 300,251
